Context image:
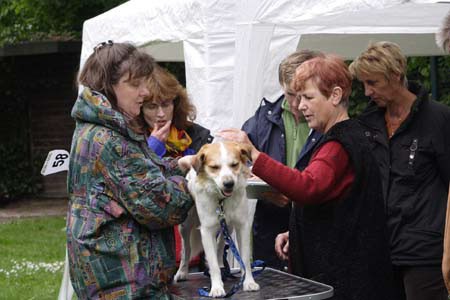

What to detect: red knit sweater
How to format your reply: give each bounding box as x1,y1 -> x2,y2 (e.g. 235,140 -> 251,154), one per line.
252,141 -> 355,204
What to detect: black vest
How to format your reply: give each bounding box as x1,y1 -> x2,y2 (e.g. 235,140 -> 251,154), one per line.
289,119 -> 395,300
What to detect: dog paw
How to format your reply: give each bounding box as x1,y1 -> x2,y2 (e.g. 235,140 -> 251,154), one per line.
174,270 -> 188,282
209,285 -> 226,298
243,280 -> 260,292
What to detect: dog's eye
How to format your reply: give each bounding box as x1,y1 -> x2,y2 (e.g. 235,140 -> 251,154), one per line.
230,162 -> 239,168
209,165 -> 220,171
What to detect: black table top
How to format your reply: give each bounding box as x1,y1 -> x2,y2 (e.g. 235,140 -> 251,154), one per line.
170,267 -> 333,300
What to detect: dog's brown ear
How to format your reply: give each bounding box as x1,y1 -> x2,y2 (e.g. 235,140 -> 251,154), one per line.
193,144 -> 209,172
240,144 -> 253,164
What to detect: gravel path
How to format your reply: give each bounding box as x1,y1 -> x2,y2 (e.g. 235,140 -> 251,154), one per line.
0,198 -> 68,224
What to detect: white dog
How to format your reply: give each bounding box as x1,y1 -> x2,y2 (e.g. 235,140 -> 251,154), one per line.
174,141 -> 260,297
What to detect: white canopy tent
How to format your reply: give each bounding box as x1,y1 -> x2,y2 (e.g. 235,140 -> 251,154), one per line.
80,0 -> 449,134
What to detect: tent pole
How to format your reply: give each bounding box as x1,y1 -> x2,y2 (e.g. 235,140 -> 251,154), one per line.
430,56 -> 438,100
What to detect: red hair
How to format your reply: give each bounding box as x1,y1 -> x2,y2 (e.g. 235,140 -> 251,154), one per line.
294,55 -> 352,106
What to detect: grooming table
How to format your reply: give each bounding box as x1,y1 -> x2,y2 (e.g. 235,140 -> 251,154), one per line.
170,267 -> 333,299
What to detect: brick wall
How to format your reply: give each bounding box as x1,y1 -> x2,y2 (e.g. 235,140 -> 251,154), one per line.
0,43 -> 81,198
31,53 -> 79,197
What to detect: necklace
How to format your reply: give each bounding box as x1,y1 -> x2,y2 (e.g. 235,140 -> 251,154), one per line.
385,114 -> 405,138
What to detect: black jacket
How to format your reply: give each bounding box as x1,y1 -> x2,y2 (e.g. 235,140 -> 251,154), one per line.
242,95 -> 321,269
293,119 -> 395,300
358,82 -> 450,266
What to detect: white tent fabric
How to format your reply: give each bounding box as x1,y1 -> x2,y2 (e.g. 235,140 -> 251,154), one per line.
80,0 -> 449,134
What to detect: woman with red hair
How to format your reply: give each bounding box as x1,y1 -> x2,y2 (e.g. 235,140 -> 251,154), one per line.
219,55 -> 395,300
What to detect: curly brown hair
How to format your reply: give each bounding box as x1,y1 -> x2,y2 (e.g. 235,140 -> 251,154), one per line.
142,65 -> 196,130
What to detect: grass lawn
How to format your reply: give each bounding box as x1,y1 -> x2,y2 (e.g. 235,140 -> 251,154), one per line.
0,216 -> 67,300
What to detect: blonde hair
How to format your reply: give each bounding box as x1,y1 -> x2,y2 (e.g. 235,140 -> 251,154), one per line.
349,41 -> 407,85
278,50 -> 324,86
436,12 -> 450,53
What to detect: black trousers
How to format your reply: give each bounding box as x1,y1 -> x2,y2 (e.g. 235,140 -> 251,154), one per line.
393,265 -> 447,300
252,202 -> 290,271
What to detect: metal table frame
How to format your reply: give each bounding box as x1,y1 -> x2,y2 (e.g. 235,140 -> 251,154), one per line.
170,267 -> 333,299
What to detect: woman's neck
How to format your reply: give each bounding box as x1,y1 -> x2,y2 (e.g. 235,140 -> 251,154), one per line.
324,110 -> 349,133
385,88 -> 416,119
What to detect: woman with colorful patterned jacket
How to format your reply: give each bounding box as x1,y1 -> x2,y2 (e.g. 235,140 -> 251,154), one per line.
67,42 -> 194,299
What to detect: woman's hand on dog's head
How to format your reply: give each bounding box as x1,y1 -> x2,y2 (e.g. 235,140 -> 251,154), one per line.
216,128 -> 260,162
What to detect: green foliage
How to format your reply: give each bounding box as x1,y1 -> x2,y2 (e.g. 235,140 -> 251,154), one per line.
408,56 -> 450,106
0,216 -> 66,299
0,141 -> 44,206
0,0 -> 127,45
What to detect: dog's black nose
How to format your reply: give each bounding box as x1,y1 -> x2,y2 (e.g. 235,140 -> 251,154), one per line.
223,180 -> 234,190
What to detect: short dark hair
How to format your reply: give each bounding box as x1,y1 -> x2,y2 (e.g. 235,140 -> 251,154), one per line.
78,42 -> 155,110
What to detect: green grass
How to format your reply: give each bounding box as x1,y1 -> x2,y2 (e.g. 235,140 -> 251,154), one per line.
0,216 -> 67,300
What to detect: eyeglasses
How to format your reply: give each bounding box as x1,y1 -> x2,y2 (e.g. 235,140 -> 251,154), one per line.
143,101 -> 174,111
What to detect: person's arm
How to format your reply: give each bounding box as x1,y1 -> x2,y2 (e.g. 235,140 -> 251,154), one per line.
146,135 -> 166,157
252,141 -> 354,204
442,184 -> 450,294
146,120 -> 172,157
102,141 -> 194,231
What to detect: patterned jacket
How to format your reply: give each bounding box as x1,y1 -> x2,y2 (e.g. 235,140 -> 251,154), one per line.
67,88 -> 194,299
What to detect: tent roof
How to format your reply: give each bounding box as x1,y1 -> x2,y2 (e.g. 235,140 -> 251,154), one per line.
292,1 -> 448,57
81,0 -> 450,133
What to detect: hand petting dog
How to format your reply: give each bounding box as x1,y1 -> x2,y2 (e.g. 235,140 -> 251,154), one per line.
217,128 -> 261,162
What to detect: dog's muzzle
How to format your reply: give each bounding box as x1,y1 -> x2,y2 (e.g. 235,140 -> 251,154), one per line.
220,180 -> 234,198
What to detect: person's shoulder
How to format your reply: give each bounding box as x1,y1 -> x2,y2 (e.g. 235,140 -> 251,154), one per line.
326,119 -> 370,147
187,122 -> 214,143
252,95 -> 283,115
415,95 -> 450,127
425,98 -> 450,113
357,101 -> 379,120
264,95 -> 284,108
187,122 -> 211,135
188,122 -> 208,131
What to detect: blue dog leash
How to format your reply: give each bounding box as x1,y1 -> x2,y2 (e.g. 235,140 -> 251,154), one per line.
198,201 -> 265,298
